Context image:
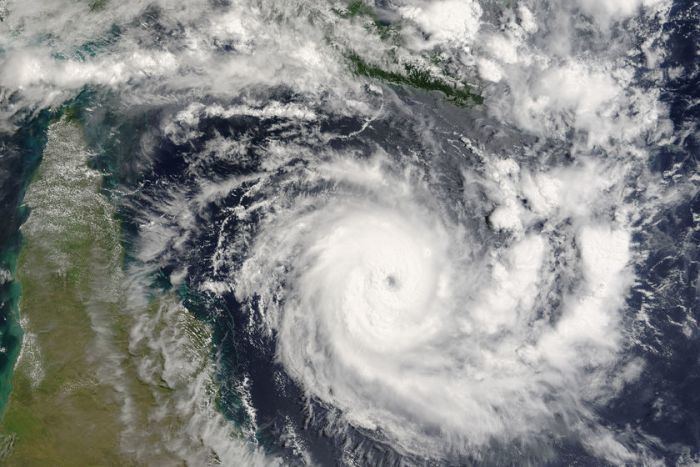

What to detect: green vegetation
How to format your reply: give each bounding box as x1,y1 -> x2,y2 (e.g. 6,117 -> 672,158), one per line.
348,53 -> 483,105
334,0 -> 398,40
0,119 -> 131,465
89,0 -> 108,12
333,2 -> 482,105
0,115 -> 227,466
342,0 -> 375,17
0,111 -> 51,418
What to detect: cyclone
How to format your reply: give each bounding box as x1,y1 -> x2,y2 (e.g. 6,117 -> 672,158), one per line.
0,0 -> 697,465
226,149 -> 636,462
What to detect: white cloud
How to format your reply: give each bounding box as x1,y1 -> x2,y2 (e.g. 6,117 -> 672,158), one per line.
0,0 -> 682,463
399,0 -> 482,46
477,58 -> 503,82
576,0 -> 666,27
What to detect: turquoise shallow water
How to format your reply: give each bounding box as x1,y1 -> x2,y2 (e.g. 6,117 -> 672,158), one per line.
0,246 -> 23,416
0,112 -> 51,415
0,1 -> 696,464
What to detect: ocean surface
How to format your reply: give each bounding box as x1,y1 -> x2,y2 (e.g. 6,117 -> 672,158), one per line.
0,0 -> 698,464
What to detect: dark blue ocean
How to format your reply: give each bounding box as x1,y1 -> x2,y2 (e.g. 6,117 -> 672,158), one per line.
0,0 -> 697,464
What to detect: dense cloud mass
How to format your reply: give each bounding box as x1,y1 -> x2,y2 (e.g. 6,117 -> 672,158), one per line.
0,0 -> 697,465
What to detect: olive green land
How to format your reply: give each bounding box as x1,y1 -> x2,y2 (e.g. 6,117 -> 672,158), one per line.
0,117 -> 228,466
0,118 -> 133,465
0,115 -> 251,466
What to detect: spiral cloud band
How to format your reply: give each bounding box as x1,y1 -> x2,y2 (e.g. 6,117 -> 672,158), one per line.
1,0 -> 696,463
231,155 -> 635,461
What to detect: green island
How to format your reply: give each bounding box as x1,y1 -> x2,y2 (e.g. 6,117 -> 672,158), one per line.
335,1 -> 483,105
348,53 -> 484,105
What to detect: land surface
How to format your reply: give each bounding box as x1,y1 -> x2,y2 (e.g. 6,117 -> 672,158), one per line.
0,118 -> 129,465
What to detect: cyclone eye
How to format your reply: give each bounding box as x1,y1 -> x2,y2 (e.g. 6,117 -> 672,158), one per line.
385,274 -> 399,289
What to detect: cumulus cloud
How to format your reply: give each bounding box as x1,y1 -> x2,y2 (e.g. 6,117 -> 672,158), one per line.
399,0 -> 482,46
576,0 -> 667,27
0,0 -> 683,463
231,155 -> 640,460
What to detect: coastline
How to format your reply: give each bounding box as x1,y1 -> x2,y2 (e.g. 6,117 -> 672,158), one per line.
0,113 -> 51,419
